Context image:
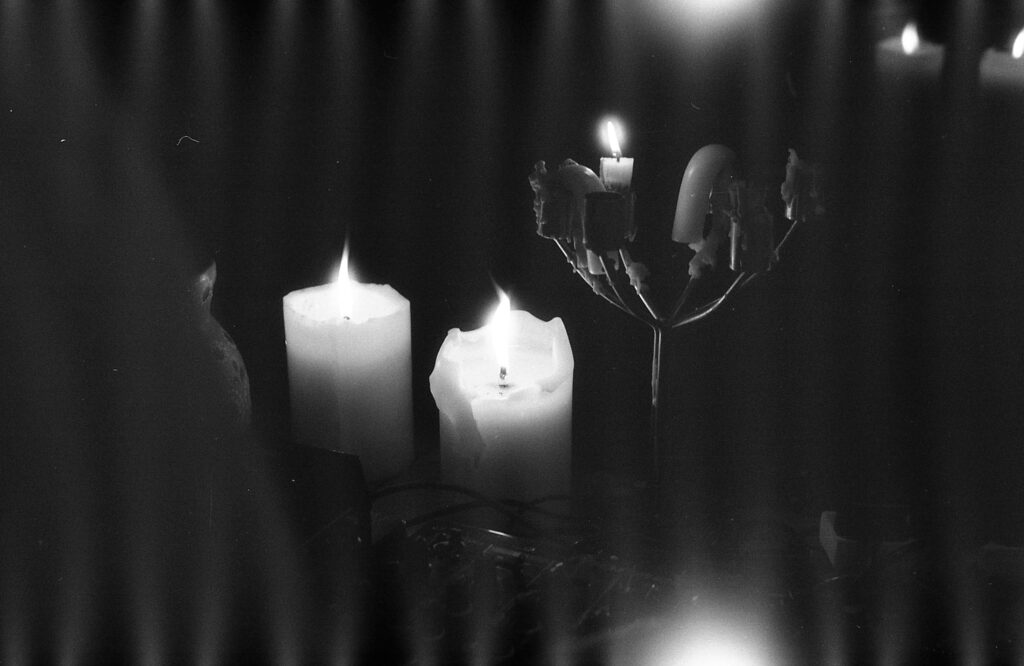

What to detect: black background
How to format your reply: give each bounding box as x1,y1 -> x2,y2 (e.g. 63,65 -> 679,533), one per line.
4,0 -> 1024,660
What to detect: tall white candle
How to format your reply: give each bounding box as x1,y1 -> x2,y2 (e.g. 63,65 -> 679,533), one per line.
282,251 -> 413,482
429,293 -> 574,502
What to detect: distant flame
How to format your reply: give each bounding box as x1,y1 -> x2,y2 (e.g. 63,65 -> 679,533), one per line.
901,22 -> 920,55
606,120 -> 623,158
1013,28 -> 1024,59
337,245 -> 353,319
490,291 -> 511,384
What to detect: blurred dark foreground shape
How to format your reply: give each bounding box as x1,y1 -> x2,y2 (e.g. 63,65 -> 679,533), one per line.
0,119 -> 370,663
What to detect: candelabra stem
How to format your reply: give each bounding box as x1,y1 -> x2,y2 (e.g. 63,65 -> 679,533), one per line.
649,323 -> 665,483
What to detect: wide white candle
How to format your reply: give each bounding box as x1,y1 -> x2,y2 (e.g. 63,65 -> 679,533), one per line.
282,252 -> 413,482
429,294 -> 573,502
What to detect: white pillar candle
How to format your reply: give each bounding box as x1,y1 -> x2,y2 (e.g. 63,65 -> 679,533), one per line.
282,252 -> 413,483
429,294 -> 573,502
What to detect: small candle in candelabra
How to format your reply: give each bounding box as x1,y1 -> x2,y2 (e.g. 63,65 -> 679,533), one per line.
875,21 -> 944,82
282,246 -> 414,482
429,291 -> 573,502
588,119 -> 635,275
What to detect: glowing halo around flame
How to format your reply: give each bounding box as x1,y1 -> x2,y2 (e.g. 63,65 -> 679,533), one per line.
598,116 -> 627,157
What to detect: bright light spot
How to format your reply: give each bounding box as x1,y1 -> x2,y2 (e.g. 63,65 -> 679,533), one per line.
336,244 -> 353,319
645,610 -> 777,666
1012,28 -> 1024,59
640,0 -> 774,39
490,290 -> 511,382
606,120 -> 623,158
671,0 -> 763,22
901,22 -> 920,55
664,641 -> 765,666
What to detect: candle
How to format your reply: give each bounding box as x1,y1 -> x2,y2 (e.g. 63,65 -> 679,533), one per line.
875,22 -> 944,82
980,29 -> 1024,94
282,248 -> 414,482
589,119 -> 635,275
429,292 -> 574,501
599,120 -> 634,192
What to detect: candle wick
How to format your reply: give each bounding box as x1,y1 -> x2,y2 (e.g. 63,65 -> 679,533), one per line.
499,366 -> 508,385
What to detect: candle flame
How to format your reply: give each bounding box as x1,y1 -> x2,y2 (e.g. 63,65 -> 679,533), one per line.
606,120 -> 623,158
490,291 -> 511,384
901,22 -> 920,55
337,245 -> 353,319
1013,28 -> 1024,59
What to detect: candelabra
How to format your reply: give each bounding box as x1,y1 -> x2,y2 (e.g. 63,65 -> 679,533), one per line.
529,145 -> 823,479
